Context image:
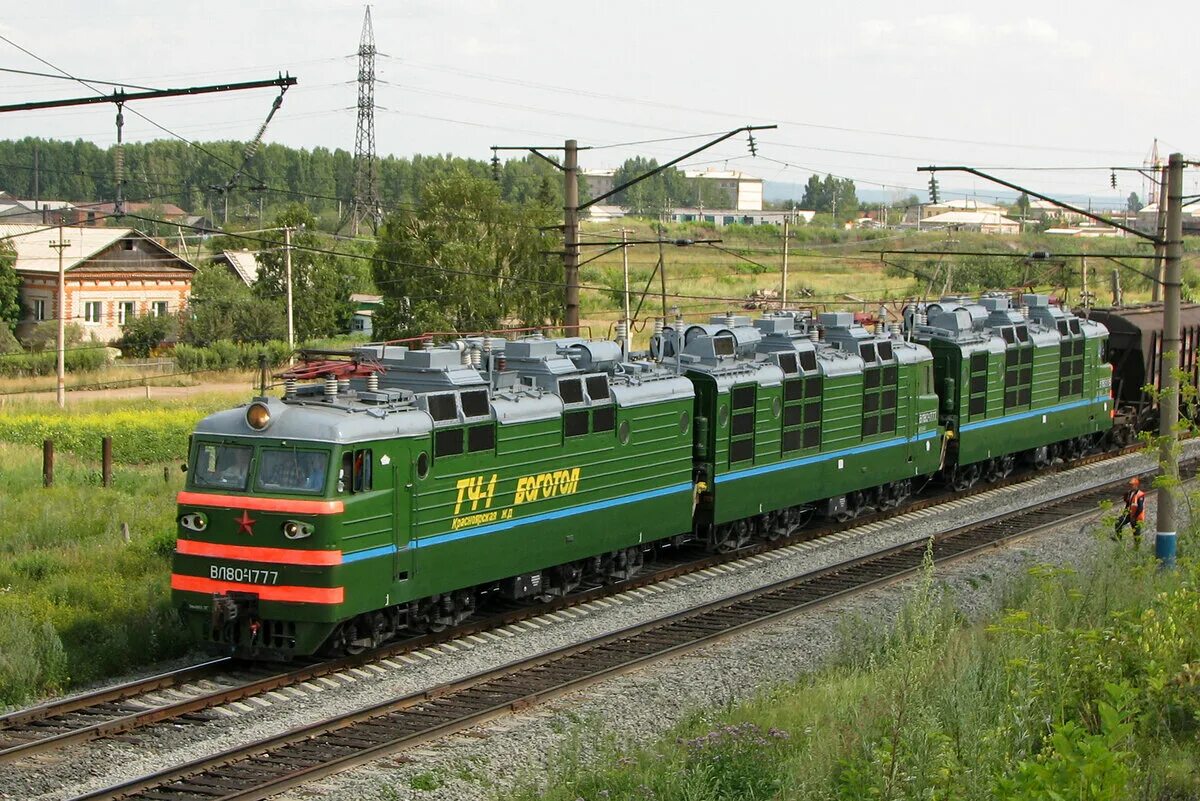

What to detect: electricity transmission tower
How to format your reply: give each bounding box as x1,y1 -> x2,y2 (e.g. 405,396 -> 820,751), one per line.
347,6 -> 380,235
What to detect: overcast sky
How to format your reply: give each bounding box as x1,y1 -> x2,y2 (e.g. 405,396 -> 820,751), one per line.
1,1 -> 1195,203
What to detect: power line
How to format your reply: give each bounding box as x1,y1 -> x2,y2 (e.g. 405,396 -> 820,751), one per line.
395,57 -> 1140,158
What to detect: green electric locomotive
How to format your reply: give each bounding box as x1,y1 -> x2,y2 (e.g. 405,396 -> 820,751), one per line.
904,293 -> 1112,489
171,296 -> 1110,660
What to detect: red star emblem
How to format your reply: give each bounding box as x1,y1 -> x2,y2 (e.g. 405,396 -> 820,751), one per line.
235,510 -> 256,536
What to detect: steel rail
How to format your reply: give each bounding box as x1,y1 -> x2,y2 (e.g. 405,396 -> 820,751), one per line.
0,443 -> 1141,764
73,465 -> 1148,801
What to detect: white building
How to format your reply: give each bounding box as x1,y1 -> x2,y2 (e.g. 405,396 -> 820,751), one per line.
919,211 -> 1020,235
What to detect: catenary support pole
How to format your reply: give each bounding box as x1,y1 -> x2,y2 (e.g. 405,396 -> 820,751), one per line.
284,226 -> 295,355
1156,152 -> 1184,568
781,218 -> 790,309
620,228 -> 631,358
657,236 -> 668,321
1152,164 -> 1168,303
563,139 -> 580,334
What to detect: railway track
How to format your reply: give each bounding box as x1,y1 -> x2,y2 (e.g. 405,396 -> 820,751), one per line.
72,464 -> 1144,801
0,443 -> 1145,766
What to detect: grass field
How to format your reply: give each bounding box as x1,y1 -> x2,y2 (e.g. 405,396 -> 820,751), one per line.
0,442 -> 187,707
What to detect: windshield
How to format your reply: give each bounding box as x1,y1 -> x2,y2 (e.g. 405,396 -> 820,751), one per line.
256,449 -> 329,493
192,443 -> 253,490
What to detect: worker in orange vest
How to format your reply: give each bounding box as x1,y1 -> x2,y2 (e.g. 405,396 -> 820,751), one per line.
1114,477 -> 1146,547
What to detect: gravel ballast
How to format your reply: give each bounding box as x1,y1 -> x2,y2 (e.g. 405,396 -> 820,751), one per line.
3,443 -> 1190,801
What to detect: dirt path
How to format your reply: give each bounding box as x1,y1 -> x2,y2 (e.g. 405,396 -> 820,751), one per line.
1,381 -> 257,405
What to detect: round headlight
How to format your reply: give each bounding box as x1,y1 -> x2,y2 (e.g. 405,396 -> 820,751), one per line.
180,513 -> 208,532
282,520 -> 314,540
246,402 -> 271,431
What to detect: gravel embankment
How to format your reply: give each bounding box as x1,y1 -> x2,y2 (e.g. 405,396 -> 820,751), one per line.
3,443 -> 1189,801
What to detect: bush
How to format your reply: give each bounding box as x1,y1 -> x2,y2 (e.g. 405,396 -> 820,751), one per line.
0,344 -> 109,377
0,598 -> 69,706
119,313 -> 177,357
172,339 -> 292,372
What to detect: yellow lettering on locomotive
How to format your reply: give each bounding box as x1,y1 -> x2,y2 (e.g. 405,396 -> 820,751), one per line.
452,468 -> 581,531
454,474 -> 498,516
514,467 -> 580,506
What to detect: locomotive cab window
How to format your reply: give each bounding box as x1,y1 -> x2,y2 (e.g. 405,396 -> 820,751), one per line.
339,448 -> 374,493
192,443 -> 253,490
257,449 -> 329,493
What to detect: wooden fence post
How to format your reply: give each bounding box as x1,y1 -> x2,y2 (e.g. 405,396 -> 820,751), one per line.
42,439 -> 53,488
102,436 -> 113,488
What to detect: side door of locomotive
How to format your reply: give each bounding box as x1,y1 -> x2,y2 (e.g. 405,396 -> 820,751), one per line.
392,452 -> 415,585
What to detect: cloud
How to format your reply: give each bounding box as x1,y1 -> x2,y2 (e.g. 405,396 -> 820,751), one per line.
913,13 -> 984,45
857,19 -> 896,48
852,13 -> 1092,59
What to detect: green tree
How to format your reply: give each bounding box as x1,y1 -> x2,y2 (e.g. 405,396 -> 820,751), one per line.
372,171 -> 559,338
0,242 -> 20,333
1127,192 -> 1143,213
181,263 -> 286,345
253,205 -> 357,338
119,313 -> 176,357
610,157 -> 692,216
1013,192 -> 1032,217
800,174 -> 858,219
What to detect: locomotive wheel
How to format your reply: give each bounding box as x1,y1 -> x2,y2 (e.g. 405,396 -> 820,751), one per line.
983,458 -> 1004,483
833,494 -> 858,523
546,562 -> 584,596
950,464 -> 979,492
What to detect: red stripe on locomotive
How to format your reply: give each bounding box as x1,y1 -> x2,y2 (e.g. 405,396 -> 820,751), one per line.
170,574 -> 345,604
176,491 -> 345,515
175,539 -> 342,566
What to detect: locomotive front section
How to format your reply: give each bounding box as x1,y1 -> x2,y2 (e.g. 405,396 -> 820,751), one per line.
172,386 -> 421,659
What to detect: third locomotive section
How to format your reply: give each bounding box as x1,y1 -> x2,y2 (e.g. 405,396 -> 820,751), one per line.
905,292 -> 1113,491
171,295 -> 1113,660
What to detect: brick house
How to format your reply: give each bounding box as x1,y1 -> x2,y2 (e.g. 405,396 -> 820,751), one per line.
1,224 -> 196,343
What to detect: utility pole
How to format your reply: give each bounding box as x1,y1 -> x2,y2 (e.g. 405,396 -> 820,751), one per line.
492,124 -> 775,336
1156,152 -> 1184,568
620,228 -> 631,357
563,139 -> 580,333
780,218 -> 790,309
1152,163 -> 1168,302
49,225 -> 70,408
284,226 -> 295,353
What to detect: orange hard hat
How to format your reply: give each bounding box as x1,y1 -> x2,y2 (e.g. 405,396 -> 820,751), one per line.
1129,477 -> 1140,487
